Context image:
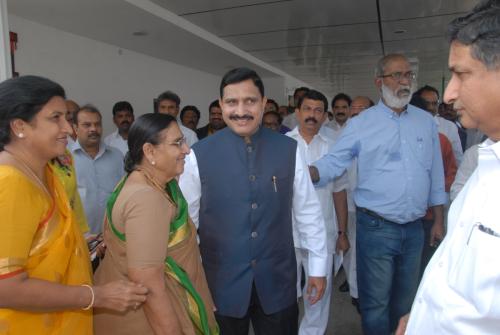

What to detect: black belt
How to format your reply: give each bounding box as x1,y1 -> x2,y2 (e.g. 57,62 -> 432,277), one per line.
357,207 -> 400,225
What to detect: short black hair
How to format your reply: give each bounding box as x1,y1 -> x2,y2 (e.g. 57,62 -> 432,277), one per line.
180,105 -> 200,120
448,0 -> 500,69
331,93 -> 352,109
263,110 -> 283,124
414,85 -> 440,99
0,75 -> 66,151
220,67 -> 264,98
157,91 -> 181,108
293,87 -> 309,98
125,113 -> 177,173
112,101 -> 134,116
75,104 -> 102,124
297,89 -> 329,112
410,94 -> 429,111
266,99 -> 279,112
209,100 -> 220,112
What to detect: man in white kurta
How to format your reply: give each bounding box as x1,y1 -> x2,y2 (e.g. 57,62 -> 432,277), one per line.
286,89 -> 349,335
405,139 -> 500,334
398,2 -> 500,333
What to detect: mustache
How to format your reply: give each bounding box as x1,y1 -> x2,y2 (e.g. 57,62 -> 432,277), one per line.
120,121 -> 131,126
88,133 -> 100,138
304,117 -> 318,124
229,114 -> 254,121
397,86 -> 411,95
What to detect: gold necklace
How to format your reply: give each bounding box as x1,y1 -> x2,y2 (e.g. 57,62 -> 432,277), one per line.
4,150 -> 51,197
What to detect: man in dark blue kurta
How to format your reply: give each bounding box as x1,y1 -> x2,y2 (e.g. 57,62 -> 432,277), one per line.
180,68 -> 328,335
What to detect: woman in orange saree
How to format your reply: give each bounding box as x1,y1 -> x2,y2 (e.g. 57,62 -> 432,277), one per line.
0,75 -> 148,335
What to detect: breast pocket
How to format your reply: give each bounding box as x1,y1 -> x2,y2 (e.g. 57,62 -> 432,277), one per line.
414,137 -> 432,171
448,225 -> 500,313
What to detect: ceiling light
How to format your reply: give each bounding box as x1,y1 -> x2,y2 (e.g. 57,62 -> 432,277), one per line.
394,29 -> 407,34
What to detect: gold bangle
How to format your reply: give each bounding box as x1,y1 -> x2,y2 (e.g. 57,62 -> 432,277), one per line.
81,284 -> 94,310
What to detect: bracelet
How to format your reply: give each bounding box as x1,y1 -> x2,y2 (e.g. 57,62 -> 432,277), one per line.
338,231 -> 346,235
81,284 -> 94,310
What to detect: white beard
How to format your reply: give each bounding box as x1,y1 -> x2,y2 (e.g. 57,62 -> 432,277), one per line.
381,84 -> 414,109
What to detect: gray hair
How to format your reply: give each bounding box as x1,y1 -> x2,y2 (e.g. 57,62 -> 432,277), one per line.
448,0 -> 500,69
374,54 -> 409,78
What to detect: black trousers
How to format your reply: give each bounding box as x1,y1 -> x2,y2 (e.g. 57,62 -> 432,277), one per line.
215,283 -> 298,335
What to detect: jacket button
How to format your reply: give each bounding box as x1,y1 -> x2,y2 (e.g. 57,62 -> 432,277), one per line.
249,175 -> 256,181
251,231 -> 258,238
251,259 -> 257,267
251,203 -> 258,209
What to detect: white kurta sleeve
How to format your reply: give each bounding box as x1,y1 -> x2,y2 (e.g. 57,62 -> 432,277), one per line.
178,151 -> 201,229
292,146 -> 328,277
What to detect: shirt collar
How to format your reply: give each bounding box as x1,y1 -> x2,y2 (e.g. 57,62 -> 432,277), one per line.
479,137 -> 500,160
72,140 -> 107,159
225,125 -> 263,144
289,125 -> 329,143
377,99 -> 408,117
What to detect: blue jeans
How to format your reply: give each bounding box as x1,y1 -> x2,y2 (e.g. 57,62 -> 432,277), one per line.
356,209 -> 424,335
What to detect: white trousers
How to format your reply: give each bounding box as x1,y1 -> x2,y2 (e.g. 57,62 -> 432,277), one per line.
295,248 -> 334,335
342,211 -> 358,298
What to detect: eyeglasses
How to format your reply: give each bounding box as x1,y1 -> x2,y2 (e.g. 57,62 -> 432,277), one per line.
168,137 -> 187,148
379,71 -> 416,81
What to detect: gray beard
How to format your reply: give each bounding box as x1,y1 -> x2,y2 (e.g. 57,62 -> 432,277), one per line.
381,84 -> 413,109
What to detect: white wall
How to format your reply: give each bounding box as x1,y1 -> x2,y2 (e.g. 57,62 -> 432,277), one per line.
8,15 -> 288,133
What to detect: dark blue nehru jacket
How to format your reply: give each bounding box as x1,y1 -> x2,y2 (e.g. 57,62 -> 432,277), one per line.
193,126 -> 297,318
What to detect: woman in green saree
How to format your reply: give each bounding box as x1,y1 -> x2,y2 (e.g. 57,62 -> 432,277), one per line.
94,113 -> 218,335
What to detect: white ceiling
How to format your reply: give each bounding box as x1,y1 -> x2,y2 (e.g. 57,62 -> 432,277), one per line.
8,0 -> 478,99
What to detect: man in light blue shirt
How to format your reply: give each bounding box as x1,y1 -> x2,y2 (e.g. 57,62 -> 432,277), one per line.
310,54 -> 446,335
72,105 -> 124,235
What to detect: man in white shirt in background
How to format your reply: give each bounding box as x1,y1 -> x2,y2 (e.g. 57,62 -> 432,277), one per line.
287,89 -> 349,335
397,1 -> 500,333
155,90 -> 198,147
326,93 -> 352,133
282,87 -> 309,130
103,101 -> 134,156
339,94 -> 373,310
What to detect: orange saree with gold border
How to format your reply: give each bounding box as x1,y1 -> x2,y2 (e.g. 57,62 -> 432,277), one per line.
0,165 -> 92,335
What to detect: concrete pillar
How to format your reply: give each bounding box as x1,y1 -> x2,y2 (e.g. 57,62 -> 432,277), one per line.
0,0 -> 12,81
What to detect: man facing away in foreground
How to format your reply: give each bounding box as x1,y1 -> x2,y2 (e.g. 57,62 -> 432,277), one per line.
397,1 -> 500,333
